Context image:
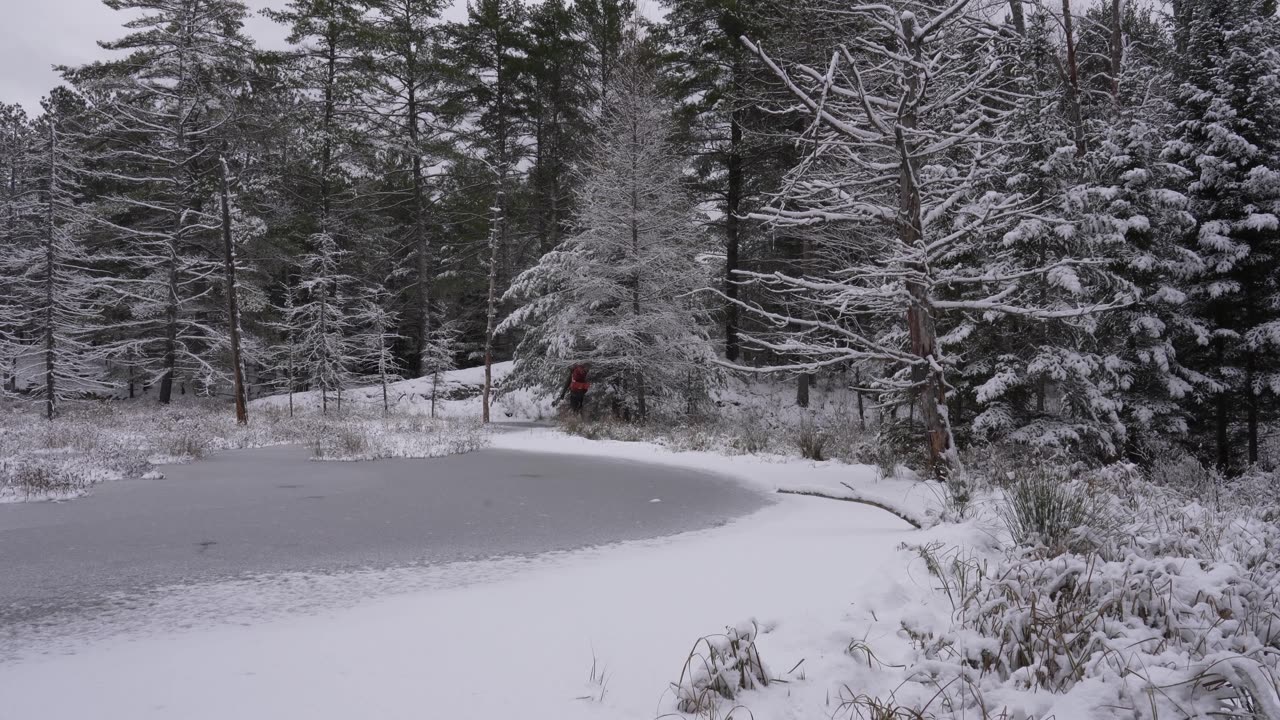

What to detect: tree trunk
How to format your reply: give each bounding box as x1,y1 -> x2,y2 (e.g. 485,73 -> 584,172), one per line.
636,372 -> 647,423
1110,0 -> 1124,107
796,373 -> 810,408
381,352 -> 389,416
44,122 -> 56,421
1171,0 -> 1187,53
220,155 -> 248,425
160,225 -> 180,405
5,124 -> 19,394
1215,338 -> 1230,474
899,14 -> 955,482
405,73 -> 435,379
431,370 -> 439,419
725,110 -> 743,362
320,287 -> 329,415
1247,355 -> 1258,466
630,105 -> 644,421
482,170 -> 504,425
855,368 -> 866,432
482,24 -> 512,425
160,104 -> 189,406
1008,0 -> 1026,34
1061,0 -> 1086,156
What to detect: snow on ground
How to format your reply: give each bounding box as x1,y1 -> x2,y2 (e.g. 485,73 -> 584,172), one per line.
490,426 -> 941,523
250,361 -> 878,430
252,361 -> 552,421
0,428 -> 971,720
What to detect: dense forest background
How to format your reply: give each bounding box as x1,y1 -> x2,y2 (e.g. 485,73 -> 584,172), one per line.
3,0 -> 1280,480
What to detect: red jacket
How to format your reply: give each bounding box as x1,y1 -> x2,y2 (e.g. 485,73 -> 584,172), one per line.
569,365 -> 591,392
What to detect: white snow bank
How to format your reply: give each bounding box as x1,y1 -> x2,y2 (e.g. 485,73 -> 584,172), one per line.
491,427 -> 941,522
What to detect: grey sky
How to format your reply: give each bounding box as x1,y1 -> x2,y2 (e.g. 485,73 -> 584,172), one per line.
0,0 -> 470,113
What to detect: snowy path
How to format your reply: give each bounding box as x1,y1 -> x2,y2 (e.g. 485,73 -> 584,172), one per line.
0,445 -> 766,634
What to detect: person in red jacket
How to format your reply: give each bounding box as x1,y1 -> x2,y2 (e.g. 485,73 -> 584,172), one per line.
555,362 -> 591,415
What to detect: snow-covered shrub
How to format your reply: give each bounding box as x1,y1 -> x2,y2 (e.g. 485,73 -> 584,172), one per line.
1221,469 -> 1280,520
731,412 -> 773,455
0,400 -> 491,501
881,472 -> 1280,718
89,440 -> 152,478
1148,449 -> 1216,493
328,423 -> 370,458
0,453 -> 121,502
672,620 -> 771,716
307,414 -> 489,462
793,418 -> 828,461
835,690 -> 938,720
998,468 -> 1100,553
442,420 -> 487,455
876,418 -> 929,474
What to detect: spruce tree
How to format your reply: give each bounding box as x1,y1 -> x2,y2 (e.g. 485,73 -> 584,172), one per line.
501,40 -> 713,420
447,0 -> 532,422
361,0 -> 453,377
1166,0 -> 1280,471
69,0 -> 256,403
280,233 -> 359,414
735,2 -> 1137,478
527,0 -> 592,256
0,91 -> 124,418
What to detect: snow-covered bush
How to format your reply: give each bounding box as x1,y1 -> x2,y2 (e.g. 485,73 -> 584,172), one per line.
880,468 -> 1280,718
731,411 -> 773,455
0,455 -> 102,500
998,468 -> 1101,553
793,418 -> 828,461
561,405 -> 876,464
0,400 -> 491,501
672,620 -> 771,716
307,415 -> 488,462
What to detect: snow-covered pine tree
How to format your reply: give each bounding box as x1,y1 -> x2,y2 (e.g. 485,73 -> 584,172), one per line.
527,0 -> 592,256
658,0 -> 833,366
500,38 -> 714,421
574,0 -> 634,110
272,282 -> 304,417
736,1 -> 1136,479
266,0 -> 369,256
359,0 -> 453,378
281,233 -> 359,414
69,0 -> 256,404
0,103 -> 32,393
947,6 -> 1166,462
447,0 -> 533,423
1164,0 -> 1280,472
0,90 -> 126,418
420,320 -> 461,418
1068,4 -> 1202,457
349,289 -> 405,415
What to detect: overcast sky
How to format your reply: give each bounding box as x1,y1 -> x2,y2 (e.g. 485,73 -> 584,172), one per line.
0,0 -> 471,113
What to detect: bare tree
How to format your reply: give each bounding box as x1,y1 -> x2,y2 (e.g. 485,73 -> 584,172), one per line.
736,0 -> 1134,481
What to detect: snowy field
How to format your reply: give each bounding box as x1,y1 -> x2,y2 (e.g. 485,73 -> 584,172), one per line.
0,428 -> 937,720
4,423 -> 1275,718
